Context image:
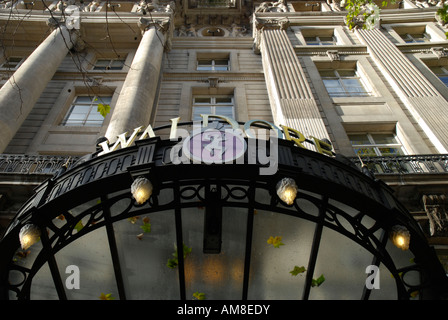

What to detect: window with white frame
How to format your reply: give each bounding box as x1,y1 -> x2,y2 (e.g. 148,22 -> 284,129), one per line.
300,28 -> 338,45
1,57 -> 24,69
319,69 -> 371,97
401,33 -> 431,43
93,58 -> 125,70
304,35 -> 337,45
61,95 -> 112,126
197,59 -> 230,71
192,96 -> 234,121
348,133 -> 405,157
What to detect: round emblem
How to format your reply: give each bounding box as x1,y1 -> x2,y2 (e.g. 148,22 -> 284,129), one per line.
183,128 -> 247,164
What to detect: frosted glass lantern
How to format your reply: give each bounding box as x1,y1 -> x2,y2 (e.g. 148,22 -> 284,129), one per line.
131,177 -> 153,205
276,178 -> 298,205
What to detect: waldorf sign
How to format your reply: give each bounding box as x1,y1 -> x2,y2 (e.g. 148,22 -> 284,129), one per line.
98,114 -> 334,174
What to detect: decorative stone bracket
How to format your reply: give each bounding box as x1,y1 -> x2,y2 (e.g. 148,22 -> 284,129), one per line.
423,194 -> 448,237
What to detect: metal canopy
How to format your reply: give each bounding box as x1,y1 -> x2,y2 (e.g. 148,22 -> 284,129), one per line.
0,127 -> 447,300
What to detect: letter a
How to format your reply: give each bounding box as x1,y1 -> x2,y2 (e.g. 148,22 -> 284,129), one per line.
65,265 -> 80,289
365,265 -> 380,290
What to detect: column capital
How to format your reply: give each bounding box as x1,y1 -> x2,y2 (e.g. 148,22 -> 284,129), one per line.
46,17 -> 85,52
252,17 -> 289,54
253,17 -> 290,31
137,16 -> 173,51
137,17 -> 171,34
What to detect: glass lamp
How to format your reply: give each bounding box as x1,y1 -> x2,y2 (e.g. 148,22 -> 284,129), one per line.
390,225 -> 410,250
131,176 -> 153,205
276,178 -> 298,205
19,224 -> 41,250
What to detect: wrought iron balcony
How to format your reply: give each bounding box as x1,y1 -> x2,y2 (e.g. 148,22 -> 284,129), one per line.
1,153 -> 448,177
349,154 -> 448,175
0,154 -> 79,176
194,0 -> 236,8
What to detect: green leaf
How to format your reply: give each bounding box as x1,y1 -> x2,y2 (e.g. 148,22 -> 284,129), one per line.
140,216 -> 151,233
167,258 -> 178,269
97,103 -> 111,117
99,293 -> 115,300
140,223 -> 151,233
267,236 -> 284,248
167,243 -> 192,269
193,291 -> 206,300
290,265 -> 307,276
311,274 -> 325,287
74,220 -> 84,233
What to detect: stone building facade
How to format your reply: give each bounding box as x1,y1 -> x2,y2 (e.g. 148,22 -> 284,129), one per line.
0,0 -> 447,299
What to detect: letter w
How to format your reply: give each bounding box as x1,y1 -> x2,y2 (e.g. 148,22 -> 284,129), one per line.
98,126 -> 143,156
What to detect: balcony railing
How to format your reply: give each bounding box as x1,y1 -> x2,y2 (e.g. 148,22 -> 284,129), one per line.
349,154 -> 448,175
1,153 -> 448,176
0,154 -> 79,176
195,0 -> 236,8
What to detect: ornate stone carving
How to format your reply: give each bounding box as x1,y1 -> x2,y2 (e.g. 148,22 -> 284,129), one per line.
326,50 -> 340,61
137,17 -> 171,34
413,0 -> 443,7
83,0 -> 100,12
431,47 -> 448,59
423,194 -> 448,237
255,0 -> 288,12
327,0 -> 346,11
136,0 -> 176,13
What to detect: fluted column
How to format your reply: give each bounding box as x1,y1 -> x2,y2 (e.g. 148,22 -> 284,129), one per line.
254,18 -> 330,141
105,17 -> 171,143
0,19 -> 79,153
356,28 -> 448,153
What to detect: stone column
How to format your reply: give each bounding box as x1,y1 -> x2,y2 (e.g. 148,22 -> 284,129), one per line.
254,18 -> 330,141
356,28 -> 448,153
105,17 -> 171,143
0,19 -> 79,153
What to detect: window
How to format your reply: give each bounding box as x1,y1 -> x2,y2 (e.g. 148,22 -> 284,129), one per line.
348,133 -> 405,157
429,66 -> 448,86
192,96 -> 234,121
61,95 -> 112,126
197,59 -> 230,71
401,33 -> 431,43
1,57 -> 24,69
304,35 -> 337,45
93,59 -> 125,70
319,69 -> 370,97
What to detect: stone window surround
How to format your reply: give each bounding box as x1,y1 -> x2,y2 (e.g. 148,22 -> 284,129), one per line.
313,59 -> 376,99
348,132 -> 406,156
27,82 -> 120,154
88,51 -> 132,72
190,51 -> 235,72
196,52 -> 231,71
343,122 -> 410,156
61,94 -> 113,127
293,26 -> 352,46
54,84 -> 118,128
383,22 -> 447,45
190,86 -> 236,121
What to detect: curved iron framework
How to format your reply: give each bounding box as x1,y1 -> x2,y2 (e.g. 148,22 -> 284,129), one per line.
0,122 -> 447,300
